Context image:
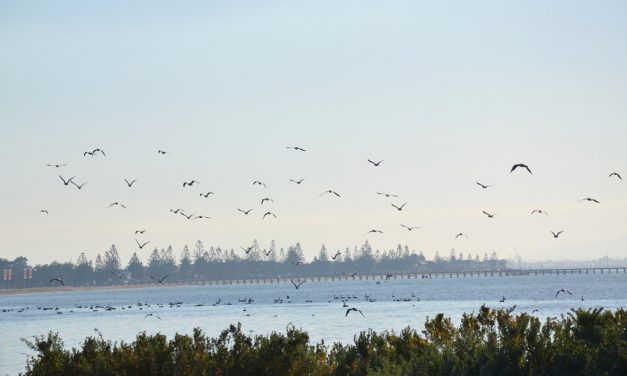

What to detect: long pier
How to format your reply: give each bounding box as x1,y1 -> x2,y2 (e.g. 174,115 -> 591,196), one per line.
172,267 -> 627,287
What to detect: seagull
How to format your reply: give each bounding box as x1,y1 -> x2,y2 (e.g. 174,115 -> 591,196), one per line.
49,278 -> 64,286
531,309 -> 541,314
108,202 -> 127,209
400,224 -> 420,231
320,190 -> 341,197
367,159 -> 383,167
46,163 -> 66,168
39,210 -> 49,215
286,146 -> 306,152
144,313 -> 161,319
253,181 -> 267,188
135,230 -> 146,235
455,233 -> 468,239
71,180 -> 89,190
264,249 -> 273,256
124,178 -> 137,187
482,210 -> 496,218
511,163 -> 532,174
261,198 -> 274,205
365,229 -> 383,235
385,274 -> 393,280
579,197 -> 600,203
238,208 -> 253,215
241,246 -> 255,254
291,261 -> 303,266
290,280 -> 305,289
58,175 -> 75,186
391,203 -> 407,211
170,208 -> 184,214
289,178 -> 305,184
551,231 -> 564,238
531,210 -> 549,216
92,148 -> 106,156
345,307 -> 364,317
376,192 -> 398,198
149,274 -> 169,284
263,212 -> 277,219
136,239 -> 150,249
200,192 -> 214,198
331,251 -> 341,260
476,182 -> 492,189
183,180 -> 199,187
609,172 -> 622,180
83,151 -> 94,157
157,150 -> 170,155
181,212 -> 197,220
193,215 -> 211,220
110,270 -> 126,279
555,289 -> 572,297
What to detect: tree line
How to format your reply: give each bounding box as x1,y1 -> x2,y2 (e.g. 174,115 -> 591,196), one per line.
1,241 -> 507,288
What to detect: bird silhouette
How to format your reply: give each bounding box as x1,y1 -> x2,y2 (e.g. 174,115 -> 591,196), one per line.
241,246 -> 255,254
263,212 -> 277,219
136,239 -> 150,249
289,178 -> 305,184
157,150 -> 170,155
170,208 -> 184,214
482,210 -> 496,218
510,163 -> 532,174
290,280 -> 305,289
455,233 -> 468,239
193,215 -> 210,220
49,278 -> 64,286
200,192 -> 214,198
144,313 -> 161,319
108,202 -> 127,209
83,151 -> 94,157
579,197 -> 600,203
400,224 -> 420,231
238,208 -> 253,215
345,307 -> 364,317
183,180 -> 199,187
531,210 -> 549,216
555,289 -> 572,297
286,146 -> 306,151
264,249 -> 273,256
135,230 -> 146,235
46,163 -> 66,168
367,159 -> 383,167
93,148 -> 106,156
149,274 -> 169,284
110,270 -> 126,279
320,190 -> 341,197
365,229 -> 383,235
291,261 -> 303,266
331,250 -> 341,260
71,180 -> 88,189
40,210 -> 49,215
376,192 -> 398,198
609,172 -> 622,180
385,274 -> 393,280
124,178 -> 138,187
253,181 -> 267,188
476,182 -> 492,189
181,212 -> 197,220
261,198 -> 274,205
551,231 -> 564,238
391,203 -> 407,211
58,175 -> 75,186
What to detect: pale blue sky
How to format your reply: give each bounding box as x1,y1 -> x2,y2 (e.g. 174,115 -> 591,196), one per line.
1,1 -> 626,265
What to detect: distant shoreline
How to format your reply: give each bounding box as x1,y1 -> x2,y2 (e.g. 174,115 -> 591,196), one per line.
0,283 -> 182,297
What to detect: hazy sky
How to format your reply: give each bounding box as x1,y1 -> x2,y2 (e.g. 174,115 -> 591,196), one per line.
1,1 -> 626,265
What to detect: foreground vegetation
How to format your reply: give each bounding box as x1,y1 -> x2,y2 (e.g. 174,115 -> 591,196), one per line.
22,306 -> 626,375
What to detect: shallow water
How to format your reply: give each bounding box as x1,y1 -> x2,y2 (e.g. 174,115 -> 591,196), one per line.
1,273 -> 626,375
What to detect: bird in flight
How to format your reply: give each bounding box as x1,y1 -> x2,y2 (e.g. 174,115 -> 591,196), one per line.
550,231 -> 564,238
200,192 -> 214,198
320,190 -> 341,197
391,203 -> 407,211
377,192 -> 398,198
124,178 -> 138,187
476,182 -> 492,189
46,163 -> 66,168
261,198 -> 274,205
93,148 -> 106,156
291,261 -> 303,266
609,172 -> 622,180
84,148 -> 105,157
135,229 -> 146,235
58,175 -> 75,186
331,250 -> 341,260
286,146 -> 306,151
290,280 -> 305,289
170,208 -> 184,214
108,202 -> 127,209
157,150 -> 170,155
579,197 -> 600,203
511,163 -> 532,174
289,178 -> 305,184
241,246 -> 255,254
367,159 -> 383,167
263,212 -> 277,219
531,210 -> 549,216
365,229 -> 383,235
149,274 -> 169,284
49,278 -> 64,286
555,289 -> 572,297
136,239 -> 150,249
238,208 -> 253,215
400,224 -> 420,231
183,180 -> 199,187
193,215 -> 211,220
264,249 -> 273,256
71,180 -> 89,190
144,313 -> 161,319
482,210 -> 497,218
110,270 -> 126,279
345,307 -> 364,317
40,210 -> 49,215
181,212 -> 197,220
253,181 -> 267,188
455,233 -> 468,239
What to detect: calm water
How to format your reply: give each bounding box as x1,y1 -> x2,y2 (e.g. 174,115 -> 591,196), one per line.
1,273 -> 626,375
